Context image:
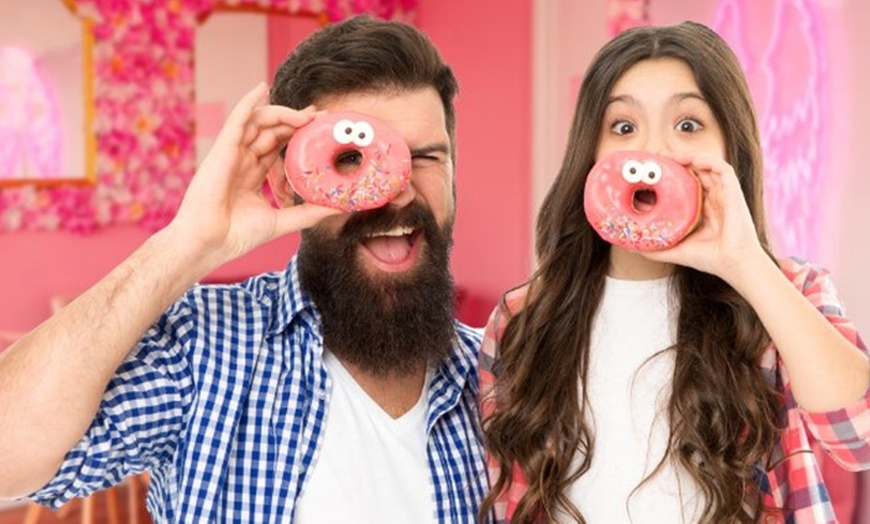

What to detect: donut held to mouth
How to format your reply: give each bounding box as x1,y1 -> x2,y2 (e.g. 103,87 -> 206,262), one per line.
284,111 -> 412,211
584,150 -> 702,251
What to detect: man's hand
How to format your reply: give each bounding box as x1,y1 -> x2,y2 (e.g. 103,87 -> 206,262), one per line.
0,83 -> 338,498
167,82 -> 339,274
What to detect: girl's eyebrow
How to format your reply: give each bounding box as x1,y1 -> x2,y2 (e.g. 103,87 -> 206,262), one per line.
605,92 -> 707,107
605,94 -> 639,107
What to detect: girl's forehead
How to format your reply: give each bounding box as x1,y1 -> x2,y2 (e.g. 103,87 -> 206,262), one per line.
610,58 -> 699,95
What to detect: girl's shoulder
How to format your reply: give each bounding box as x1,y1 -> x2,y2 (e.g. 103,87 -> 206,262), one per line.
778,256 -> 829,284
778,256 -> 842,306
480,283 -> 531,367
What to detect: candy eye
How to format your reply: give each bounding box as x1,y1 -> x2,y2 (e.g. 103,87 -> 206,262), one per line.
641,161 -> 663,184
353,122 -> 375,147
333,120 -> 355,145
621,160 -> 643,183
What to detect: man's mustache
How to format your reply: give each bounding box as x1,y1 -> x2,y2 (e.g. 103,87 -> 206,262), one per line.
339,201 -> 437,243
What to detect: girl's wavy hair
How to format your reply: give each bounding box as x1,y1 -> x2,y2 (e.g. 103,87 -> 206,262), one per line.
481,21 -> 782,523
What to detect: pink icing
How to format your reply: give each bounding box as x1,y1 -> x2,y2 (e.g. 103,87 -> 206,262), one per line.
284,111 -> 411,211
584,150 -> 702,251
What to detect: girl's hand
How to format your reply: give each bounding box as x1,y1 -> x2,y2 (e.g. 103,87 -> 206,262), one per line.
642,153 -> 768,285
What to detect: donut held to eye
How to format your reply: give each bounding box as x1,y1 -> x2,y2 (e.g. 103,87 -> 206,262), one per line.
284,111 -> 412,211
584,150 -> 702,251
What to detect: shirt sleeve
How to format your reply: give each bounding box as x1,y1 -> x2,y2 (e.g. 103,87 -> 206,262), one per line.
781,258 -> 870,471
28,297 -> 198,508
478,287 -> 531,523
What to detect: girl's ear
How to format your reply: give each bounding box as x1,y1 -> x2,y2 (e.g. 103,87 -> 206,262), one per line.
266,165 -> 297,208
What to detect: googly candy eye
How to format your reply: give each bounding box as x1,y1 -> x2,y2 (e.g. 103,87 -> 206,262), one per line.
353,121 -> 375,147
621,160 -> 644,183
641,161 -> 663,185
333,119 -> 356,145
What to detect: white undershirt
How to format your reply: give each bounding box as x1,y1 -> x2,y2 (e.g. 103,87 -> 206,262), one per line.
295,350 -> 435,524
562,276 -> 704,524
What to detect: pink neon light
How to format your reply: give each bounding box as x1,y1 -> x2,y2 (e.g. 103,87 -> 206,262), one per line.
0,46 -> 63,180
712,0 -> 828,259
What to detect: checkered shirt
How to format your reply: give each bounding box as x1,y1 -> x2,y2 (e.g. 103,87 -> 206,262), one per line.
479,257 -> 870,523
31,256 -> 488,523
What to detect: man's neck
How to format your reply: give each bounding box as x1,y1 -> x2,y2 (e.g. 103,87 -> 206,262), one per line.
337,358 -> 428,419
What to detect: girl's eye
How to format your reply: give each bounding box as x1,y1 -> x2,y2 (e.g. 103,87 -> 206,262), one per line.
611,121 -> 635,135
676,118 -> 702,133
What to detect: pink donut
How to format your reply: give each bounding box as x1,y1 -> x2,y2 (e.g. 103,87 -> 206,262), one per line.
584,151 -> 702,251
284,111 -> 411,211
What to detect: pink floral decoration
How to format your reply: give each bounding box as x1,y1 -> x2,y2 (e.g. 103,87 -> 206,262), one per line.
0,0 -> 416,233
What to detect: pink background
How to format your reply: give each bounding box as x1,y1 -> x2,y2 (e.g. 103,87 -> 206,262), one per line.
1,0 -> 869,518
0,0 -> 532,331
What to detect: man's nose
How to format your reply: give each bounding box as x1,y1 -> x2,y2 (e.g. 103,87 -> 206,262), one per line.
389,181 -> 417,208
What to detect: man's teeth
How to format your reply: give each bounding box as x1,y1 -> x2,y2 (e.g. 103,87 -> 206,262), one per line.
366,226 -> 414,238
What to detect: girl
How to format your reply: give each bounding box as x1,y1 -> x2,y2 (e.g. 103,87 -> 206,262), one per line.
479,21 -> 870,524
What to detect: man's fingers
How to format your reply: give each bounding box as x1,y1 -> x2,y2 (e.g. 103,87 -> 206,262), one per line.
241,105 -> 316,146
273,204 -> 342,237
248,125 -> 295,161
223,83 -> 269,135
253,105 -> 317,130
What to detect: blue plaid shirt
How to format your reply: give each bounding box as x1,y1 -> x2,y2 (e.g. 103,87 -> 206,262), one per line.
32,256 -> 487,523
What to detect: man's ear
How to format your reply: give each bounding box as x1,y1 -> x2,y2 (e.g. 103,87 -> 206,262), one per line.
266,164 -> 297,208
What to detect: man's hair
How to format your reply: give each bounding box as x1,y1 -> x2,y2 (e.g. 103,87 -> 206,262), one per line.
270,15 -> 459,142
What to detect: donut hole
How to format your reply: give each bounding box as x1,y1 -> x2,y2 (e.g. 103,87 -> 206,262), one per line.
632,188 -> 657,214
334,148 -> 364,175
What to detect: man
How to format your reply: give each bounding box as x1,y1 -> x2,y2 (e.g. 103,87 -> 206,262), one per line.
0,15 -> 486,523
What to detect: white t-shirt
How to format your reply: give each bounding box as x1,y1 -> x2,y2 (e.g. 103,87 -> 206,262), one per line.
295,350 -> 435,524
562,276 -> 705,523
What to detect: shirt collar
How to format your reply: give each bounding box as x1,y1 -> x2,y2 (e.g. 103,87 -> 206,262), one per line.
269,255 -> 318,336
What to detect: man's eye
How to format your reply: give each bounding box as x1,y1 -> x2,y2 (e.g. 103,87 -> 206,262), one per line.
335,150 -> 363,174
611,121 -> 635,135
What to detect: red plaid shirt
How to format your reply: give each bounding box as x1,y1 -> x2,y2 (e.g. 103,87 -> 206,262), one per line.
479,258 -> 870,523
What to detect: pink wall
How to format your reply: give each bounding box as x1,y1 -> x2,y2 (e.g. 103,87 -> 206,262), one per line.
416,0 -> 533,325
0,1 -> 531,333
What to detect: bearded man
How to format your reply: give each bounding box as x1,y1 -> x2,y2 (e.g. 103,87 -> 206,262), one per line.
0,15 -> 486,524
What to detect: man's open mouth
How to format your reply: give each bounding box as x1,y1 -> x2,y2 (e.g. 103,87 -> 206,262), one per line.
359,225 -> 424,271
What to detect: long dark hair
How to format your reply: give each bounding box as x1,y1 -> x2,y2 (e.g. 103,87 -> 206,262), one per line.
481,21 -> 781,523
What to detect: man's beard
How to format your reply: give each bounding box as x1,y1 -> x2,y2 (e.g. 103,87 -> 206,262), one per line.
298,201 -> 456,377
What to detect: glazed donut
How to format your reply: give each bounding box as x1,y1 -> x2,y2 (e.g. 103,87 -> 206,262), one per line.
284,111 -> 411,211
583,151 -> 702,251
